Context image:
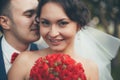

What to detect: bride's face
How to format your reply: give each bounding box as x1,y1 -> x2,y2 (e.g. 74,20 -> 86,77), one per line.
39,2 -> 78,52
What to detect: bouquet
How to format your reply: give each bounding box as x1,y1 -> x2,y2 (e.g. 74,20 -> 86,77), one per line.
30,53 -> 86,80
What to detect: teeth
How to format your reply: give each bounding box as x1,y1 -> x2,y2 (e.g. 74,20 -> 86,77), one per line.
47,36 -> 63,43
50,39 -> 59,42
48,38 -> 61,42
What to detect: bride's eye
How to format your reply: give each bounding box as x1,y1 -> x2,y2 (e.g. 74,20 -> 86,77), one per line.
40,20 -> 51,27
58,21 -> 69,27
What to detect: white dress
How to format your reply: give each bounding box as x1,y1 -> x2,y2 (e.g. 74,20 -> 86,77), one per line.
74,26 -> 120,80
36,26 -> 120,80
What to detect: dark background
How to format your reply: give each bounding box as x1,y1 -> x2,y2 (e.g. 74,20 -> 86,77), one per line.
84,0 -> 120,80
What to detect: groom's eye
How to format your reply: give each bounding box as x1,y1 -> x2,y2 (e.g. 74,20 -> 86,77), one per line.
24,10 -> 35,18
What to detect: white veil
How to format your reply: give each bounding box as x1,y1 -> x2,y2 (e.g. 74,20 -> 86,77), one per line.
74,26 -> 120,80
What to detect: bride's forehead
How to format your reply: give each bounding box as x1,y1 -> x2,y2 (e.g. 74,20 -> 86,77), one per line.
40,4 -> 70,21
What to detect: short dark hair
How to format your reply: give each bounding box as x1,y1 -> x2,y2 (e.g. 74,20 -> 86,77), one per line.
36,0 -> 90,27
0,0 -> 11,16
0,0 -> 11,32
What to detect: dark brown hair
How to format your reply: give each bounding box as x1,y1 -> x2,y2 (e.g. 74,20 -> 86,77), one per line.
36,0 -> 90,27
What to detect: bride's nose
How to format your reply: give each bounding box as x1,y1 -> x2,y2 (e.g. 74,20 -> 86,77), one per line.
48,25 -> 59,38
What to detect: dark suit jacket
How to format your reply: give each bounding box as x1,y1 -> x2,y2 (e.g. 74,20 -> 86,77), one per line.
0,37 -> 38,80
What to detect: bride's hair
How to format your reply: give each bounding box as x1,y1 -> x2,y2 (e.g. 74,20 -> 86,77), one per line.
36,0 -> 90,28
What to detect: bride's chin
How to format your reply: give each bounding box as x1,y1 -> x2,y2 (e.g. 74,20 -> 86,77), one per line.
50,47 -> 64,53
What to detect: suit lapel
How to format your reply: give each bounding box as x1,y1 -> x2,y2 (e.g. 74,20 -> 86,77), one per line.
0,37 -> 7,80
30,43 -> 38,51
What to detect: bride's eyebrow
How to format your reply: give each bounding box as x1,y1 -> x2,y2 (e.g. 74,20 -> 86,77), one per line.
57,18 -> 70,21
39,18 -> 71,23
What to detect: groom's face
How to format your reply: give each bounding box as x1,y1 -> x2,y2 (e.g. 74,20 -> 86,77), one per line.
9,0 -> 40,43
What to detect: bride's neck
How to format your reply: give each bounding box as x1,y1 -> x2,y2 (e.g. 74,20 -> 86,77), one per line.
46,47 -> 76,56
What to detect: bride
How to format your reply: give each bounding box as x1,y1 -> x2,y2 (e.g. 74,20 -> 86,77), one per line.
38,26 -> 120,80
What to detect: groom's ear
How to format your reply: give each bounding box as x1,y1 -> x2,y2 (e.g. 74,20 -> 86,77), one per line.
0,16 -> 11,30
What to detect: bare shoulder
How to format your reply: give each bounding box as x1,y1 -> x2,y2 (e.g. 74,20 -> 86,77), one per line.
9,51 -> 38,70
82,58 -> 99,80
14,51 -> 36,63
9,50 -> 41,72
8,50 -> 43,80
85,59 -> 98,70
16,48 -> 50,64
77,57 -> 98,69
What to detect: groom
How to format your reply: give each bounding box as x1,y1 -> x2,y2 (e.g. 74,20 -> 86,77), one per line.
0,0 -> 45,80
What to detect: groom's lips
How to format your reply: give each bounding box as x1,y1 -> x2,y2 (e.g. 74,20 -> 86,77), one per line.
31,25 -> 39,33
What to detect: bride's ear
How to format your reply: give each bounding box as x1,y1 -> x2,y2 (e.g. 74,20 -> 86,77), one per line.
0,16 -> 11,30
77,24 -> 81,32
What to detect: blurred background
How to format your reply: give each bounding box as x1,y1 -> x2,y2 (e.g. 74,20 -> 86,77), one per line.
0,0 -> 120,79
84,0 -> 120,80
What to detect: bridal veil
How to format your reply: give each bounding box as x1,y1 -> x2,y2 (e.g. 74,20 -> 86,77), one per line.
74,26 -> 120,80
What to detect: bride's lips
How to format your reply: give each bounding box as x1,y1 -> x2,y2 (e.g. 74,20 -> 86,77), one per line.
48,38 -> 64,46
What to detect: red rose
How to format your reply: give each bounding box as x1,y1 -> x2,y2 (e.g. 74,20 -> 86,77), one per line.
30,53 -> 86,80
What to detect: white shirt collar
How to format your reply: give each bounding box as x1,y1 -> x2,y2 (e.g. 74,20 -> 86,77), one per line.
1,36 -> 30,63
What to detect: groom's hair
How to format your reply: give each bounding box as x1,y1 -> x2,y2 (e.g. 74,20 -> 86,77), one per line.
0,0 -> 12,17
0,0 -> 12,32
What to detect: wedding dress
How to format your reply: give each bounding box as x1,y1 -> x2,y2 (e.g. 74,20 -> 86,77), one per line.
74,26 -> 120,80
36,26 -> 120,80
